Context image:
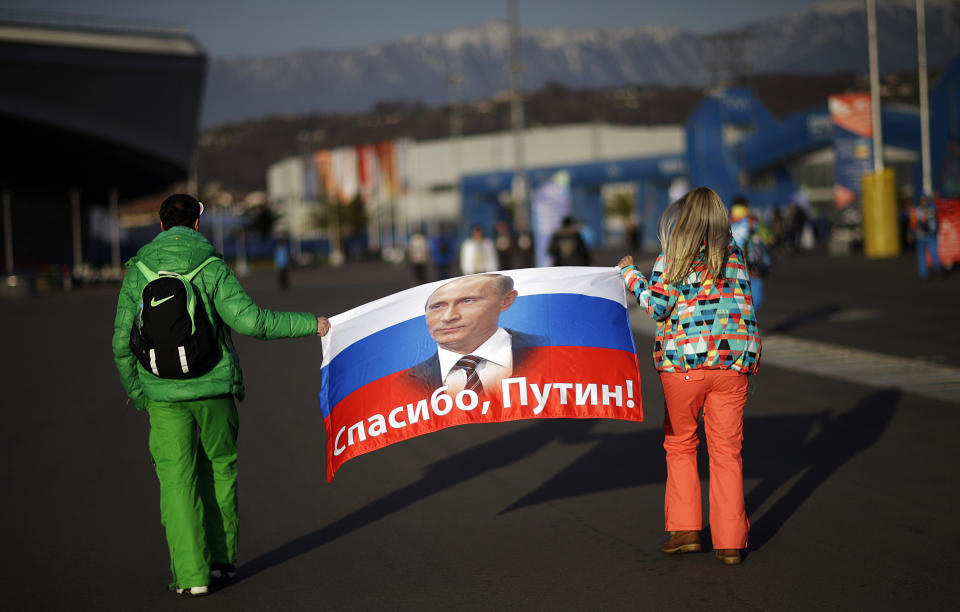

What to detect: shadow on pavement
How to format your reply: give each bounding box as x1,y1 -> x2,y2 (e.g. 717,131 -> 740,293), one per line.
764,303 -> 843,334
745,388 -> 900,550
500,388 -> 898,553
239,419 -> 598,580
242,388 -> 897,578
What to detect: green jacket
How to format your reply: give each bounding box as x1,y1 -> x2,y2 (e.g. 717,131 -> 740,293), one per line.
112,226 -> 317,410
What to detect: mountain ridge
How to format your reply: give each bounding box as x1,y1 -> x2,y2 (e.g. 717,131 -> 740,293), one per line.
200,1 -> 959,127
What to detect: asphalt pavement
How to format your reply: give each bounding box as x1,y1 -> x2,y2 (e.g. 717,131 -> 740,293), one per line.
2,246 -> 958,611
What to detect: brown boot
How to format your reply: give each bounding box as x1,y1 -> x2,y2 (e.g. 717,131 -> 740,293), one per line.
661,531 -> 702,554
715,549 -> 742,565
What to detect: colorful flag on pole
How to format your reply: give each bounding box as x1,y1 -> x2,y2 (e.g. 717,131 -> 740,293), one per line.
318,267 -> 643,481
829,92 -> 874,208
935,196 -> 960,267
331,147 -> 358,204
375,141 -> 397,199
357,144 -> 378,203
313,151 -> 334,202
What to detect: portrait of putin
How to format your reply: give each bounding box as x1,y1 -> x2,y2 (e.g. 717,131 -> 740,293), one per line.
404,273 -> 544,395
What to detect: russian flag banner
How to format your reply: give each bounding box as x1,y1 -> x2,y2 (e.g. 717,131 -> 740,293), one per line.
319,267 -> 643,480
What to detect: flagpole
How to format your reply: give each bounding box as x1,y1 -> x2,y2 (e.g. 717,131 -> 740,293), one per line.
2,190 -> 12,275
508,0 -> 528,230
866,0 -> 883,173
917,0 -> 932,196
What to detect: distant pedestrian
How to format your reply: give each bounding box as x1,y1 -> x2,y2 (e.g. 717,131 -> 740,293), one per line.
912,196 -> 941,280
112,194 -> 331,596
730,196 -> 773,309
407,229 -> 431,285
61,263 -> 72,292
626,216 -> 640,255
431,229 -> 456,280
515,227 -> 535,268
618,187 -> 761,566
494,220 -> 516,270
460,224 -> 498,275
548,216 -> 591,266
788,203 -> 809,252
274,239 -> 290,289
769,206 -> 787,254
899,199 -> 913,250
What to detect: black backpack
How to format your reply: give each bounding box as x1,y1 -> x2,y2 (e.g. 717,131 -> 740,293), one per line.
129,257 -> 221,379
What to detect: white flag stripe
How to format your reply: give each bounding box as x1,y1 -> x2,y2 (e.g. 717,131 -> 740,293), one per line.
321,267 -> 627,367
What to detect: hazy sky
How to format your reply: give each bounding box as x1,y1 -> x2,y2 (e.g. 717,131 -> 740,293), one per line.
2,0 -> 827,58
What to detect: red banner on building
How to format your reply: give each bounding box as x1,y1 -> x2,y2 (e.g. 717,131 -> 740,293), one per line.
936,197 -> 960,267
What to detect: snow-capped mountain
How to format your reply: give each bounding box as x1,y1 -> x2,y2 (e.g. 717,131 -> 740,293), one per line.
201,0 -> 959,127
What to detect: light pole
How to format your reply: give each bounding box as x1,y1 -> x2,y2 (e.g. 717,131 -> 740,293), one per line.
3,190 -> 12,275
109,188 -> 121,271
861,0 -> 900,258
508,0 -> 528,229
917,0 -> 932,197
71,188 -> 82,271
295,130 -> 313,262
448,72 -> 463,179
867,0 -> 883,174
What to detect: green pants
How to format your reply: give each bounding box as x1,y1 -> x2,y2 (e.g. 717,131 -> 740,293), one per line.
147,395 -> 239,590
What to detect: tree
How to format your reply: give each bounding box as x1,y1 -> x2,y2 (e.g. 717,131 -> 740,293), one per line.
343,194 -> 368,237
605,190 -> 635,222
247,204 -> 280,239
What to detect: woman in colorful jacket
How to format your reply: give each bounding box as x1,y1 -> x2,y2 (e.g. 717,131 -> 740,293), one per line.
617,186 -> 761,565
112,194 -> 330,596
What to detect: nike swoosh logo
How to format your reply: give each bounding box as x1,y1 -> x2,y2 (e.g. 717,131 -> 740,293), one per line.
150,295 -> 175,307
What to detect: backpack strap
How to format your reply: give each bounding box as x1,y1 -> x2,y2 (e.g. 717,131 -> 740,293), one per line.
182,257 -> 220,334
134,260 -> 159,282
184,256 -> 221,281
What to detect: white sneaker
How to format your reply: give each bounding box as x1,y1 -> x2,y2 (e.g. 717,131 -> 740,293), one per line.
176,585 -> 209,596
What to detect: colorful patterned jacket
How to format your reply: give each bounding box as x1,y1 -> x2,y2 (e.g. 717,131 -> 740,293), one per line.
620,238 -> 762,374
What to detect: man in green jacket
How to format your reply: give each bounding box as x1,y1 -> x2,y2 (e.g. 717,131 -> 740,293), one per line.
112,194 -> 331,596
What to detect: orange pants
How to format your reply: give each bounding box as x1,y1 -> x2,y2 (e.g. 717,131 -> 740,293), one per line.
660,369 -> 750,549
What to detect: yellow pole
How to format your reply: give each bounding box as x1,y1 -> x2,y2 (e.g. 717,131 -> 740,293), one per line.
861,168 -> 900,258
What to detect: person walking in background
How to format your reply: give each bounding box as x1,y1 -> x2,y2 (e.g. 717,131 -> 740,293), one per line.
769,206 -> 787,255
515,226 -> 535,268
729,195 -> 773,309
548,216 -> 591,266
912,196 -> 942,280
460,224 -> 498,275
430,226 -> 456,281
274,238 -> 290,289
494,220 -> 516,270
407,228 -> 431,286
787,202 -> 809,252
112,194 -> 331,597
617,187 -> 761,566
625,216 -> 640,256
899,199 -> 914,251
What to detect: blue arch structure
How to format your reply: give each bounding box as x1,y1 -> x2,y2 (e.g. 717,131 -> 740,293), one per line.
460,155 -> 686,249
459,56 -> 960,251
686,88 -> 834,208
686,88 -> 778,203
700,56 -> 960,207
928,56 -> 960,196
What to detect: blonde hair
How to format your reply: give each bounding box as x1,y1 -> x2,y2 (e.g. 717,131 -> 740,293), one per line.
658,187 -> 731,285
